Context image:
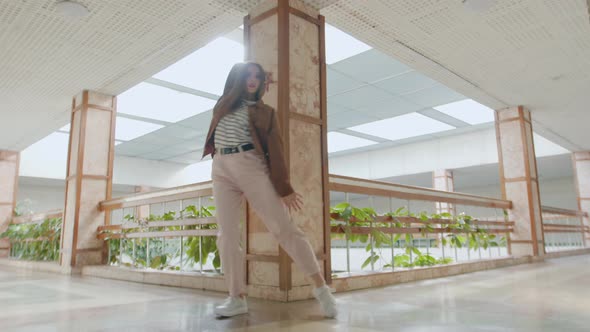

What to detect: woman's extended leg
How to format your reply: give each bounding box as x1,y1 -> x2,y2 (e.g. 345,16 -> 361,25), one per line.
213,171 -> 246,298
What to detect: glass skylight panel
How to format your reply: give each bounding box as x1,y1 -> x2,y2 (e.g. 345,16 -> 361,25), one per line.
21,132 -> 69,163
533,133 -> 569,156
328,132 -> 378,153
153,37 -> 244,96
433,99 -> 494,125
325,24 -> 371,64
115,117 -> 164,141
117,82 -> 216,123
348,113 -> 455,141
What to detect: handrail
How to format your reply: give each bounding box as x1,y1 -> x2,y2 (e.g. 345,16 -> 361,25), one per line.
11,210 -> 63,225
330,213 -> 514,227
541,206 -> 588,218
329,174 -> 512,209
99,175 -> 513,212
99,181 -> 213,211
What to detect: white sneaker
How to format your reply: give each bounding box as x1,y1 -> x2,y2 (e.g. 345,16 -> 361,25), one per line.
214,296 -> 248,317
313,285 -> 338,318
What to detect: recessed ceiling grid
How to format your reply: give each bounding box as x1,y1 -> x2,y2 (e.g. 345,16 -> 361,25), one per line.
0,0 -> 254,150
320,0 -> 590,150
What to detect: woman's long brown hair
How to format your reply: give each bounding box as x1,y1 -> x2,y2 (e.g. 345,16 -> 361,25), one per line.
213,62 -> 267,114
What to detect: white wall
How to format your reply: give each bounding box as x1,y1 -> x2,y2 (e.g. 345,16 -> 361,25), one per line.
456,176 -> 578,210
19,147 -> 213,189
329,128 -> 570,180
17,182 -> 132,214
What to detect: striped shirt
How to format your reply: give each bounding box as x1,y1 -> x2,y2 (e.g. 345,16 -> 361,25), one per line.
214,99 -> 256,148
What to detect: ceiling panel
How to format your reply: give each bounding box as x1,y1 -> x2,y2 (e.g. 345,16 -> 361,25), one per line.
402,84 -> 465,108
176,111 -> 214,134
348,112 -> 455,141
152,37 -> 243,96
374,70 -> 438,96
167,150 -> 204,164
115,141 -> 163,157
328,110 -> 380,131
356,95 -> 424,119
166,137 -> 207,153
417,108 -> 470,128
325,23 -> 372,64
0,0 -> 246,150
117,82 -> 216,122
327,67 -> 365,96
115,117 -> 164,141
330,49 -> 412,83
128,132 -> 185,147
151,124 -> 201,140
139,150 -> 182,161
329,85 -> 393,109
327,101 -> 355,116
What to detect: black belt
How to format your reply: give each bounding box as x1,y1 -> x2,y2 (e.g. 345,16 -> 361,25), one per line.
216,143 -> 255,155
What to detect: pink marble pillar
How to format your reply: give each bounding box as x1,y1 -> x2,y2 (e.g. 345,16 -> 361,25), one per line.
0,151 -> 19,257
572,152 -> 590,245
60,91 -> 116,273
244,0 -> 329,301
135,186 -> 151,220
433,169 -> 455,215
495,106 -> 544,257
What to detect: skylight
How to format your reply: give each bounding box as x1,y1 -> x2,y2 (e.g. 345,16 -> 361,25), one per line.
117,82 -> 216,123
325,24 -> 371,64
328,132 -> 378,153
21,132 -> 70,165
433,99 -> 494,125
153,37 -> 244,96
348,113 -> 455,141
533,133 -> 570,157
115,117 -> 164,141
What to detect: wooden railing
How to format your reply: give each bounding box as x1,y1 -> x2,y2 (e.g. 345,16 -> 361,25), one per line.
1,210 -> 63,261
328,175 -> 513,273
97,175 -> 515,274
542,206 -> 588,252
98,181 -> 218,272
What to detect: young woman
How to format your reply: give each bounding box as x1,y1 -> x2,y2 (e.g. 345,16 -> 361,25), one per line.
202,62 -> 337,318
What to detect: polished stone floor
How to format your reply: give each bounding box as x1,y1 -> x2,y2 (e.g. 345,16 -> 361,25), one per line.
1,255 -> 589,331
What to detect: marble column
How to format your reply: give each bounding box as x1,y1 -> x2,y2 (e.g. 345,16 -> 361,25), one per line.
572,152 -> 590,245
60,91 -> 116,273
244,0 -> 330,301
433,169 -> 455,215
0,151 -> 19,257
495,106 -> 544,257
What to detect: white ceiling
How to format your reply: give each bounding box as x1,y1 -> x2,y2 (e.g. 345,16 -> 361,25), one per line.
2,0 -> 588,165
0,0 -> 247,151
320,0 -> 590,151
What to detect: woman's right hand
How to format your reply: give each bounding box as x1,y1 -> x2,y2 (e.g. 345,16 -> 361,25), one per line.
281,192 -> 304,212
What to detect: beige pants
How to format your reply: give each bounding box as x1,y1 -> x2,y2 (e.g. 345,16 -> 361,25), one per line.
212,150 -> 320,297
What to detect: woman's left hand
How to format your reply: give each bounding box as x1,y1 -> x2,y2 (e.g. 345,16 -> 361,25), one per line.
281,192 -> 304,212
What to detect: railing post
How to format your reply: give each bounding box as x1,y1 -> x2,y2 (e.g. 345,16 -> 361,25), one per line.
389,197 -> 394,272
345,192 -> 350,274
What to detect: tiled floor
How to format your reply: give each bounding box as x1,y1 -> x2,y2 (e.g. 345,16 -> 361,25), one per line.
1,255 -> 589,331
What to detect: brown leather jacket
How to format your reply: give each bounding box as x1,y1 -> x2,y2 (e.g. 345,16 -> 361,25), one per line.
202,99 -> 294,197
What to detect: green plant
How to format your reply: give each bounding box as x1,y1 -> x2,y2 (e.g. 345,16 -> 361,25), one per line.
0,217 -> 62,261
330,202 -> 507,271
101,203 -> 221,272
